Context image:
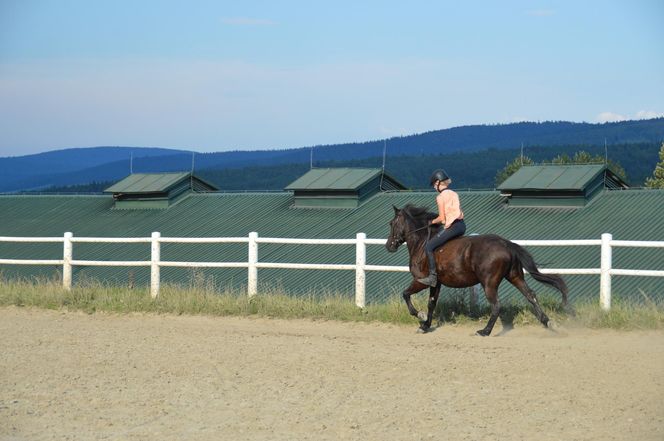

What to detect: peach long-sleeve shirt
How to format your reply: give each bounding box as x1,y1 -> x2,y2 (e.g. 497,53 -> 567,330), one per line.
432,188 -> 464,229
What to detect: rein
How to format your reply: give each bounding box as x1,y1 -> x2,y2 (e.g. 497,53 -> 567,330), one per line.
401,210 -> 433,238
410,224 -> 432,233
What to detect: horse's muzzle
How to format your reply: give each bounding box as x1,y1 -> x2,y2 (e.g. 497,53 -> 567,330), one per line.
385,239 -> 400,253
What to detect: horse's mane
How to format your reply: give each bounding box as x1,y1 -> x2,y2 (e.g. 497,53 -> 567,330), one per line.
402,204 -> 437,227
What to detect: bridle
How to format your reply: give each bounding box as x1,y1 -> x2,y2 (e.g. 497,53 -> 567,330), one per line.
392,210 -> 432,246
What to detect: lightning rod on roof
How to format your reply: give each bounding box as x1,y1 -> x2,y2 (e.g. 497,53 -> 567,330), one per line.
130,152 -> 133,174
310,146 -> 314,169
380,139 -> 387,191
190,152 -> 196,191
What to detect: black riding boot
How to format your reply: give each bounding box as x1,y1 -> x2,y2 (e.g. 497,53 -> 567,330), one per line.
417,250 -> 438,287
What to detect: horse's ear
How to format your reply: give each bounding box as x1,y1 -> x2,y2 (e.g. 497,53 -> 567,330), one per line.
392,205 -> 400,214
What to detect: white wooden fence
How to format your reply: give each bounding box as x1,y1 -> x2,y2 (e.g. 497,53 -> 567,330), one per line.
1,232 -> 663,310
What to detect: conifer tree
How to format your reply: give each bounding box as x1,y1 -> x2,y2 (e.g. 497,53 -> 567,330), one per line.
548,150 -> 627,181
645,142 -> 664,189
496,149 -> 629,186
495,155 -> 534,186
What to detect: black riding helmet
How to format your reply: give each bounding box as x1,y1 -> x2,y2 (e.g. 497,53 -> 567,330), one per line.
429,169 -> 450,185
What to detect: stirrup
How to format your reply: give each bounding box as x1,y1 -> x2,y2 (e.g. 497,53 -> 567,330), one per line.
417,274 -> 438,287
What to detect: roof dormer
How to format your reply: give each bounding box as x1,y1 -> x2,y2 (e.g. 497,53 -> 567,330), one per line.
497,164 -> 628,208
104,172 -> 217,209
285,168 -> 406,208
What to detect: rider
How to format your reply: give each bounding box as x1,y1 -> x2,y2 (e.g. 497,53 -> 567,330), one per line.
417,169 -> 466,287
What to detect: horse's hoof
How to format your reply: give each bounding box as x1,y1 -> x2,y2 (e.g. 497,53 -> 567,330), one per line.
417,326 -> 433,334
476,329 -> 490,337
417,311 -> 428,321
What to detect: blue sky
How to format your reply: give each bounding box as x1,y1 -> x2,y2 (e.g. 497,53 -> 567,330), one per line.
1,0 -> 663,157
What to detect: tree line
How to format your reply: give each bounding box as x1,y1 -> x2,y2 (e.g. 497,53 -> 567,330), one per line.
196,142 -> 663,191
36,142 -> 664,193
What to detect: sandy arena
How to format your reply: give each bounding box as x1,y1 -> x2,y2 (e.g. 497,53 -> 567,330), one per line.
1,307 -> 663,441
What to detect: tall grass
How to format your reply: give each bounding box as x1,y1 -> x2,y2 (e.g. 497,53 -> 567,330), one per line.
0,276 -> 662,330
0,276 -> 417,324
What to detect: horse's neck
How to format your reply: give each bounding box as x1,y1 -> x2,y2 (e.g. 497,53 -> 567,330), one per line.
405,231 -> 427,261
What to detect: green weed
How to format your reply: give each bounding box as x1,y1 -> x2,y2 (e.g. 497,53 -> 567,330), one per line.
0,277 -> 662,330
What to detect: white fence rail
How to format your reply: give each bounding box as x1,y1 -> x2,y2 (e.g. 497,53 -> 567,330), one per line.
1,232 -> 663,310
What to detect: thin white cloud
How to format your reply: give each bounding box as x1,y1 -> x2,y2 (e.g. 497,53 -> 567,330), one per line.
221,17 -> 276,26
378,126 -> 409,138
0,58 -> 455,154
596,110 -> 664,123
635,110 -> 664,120
526,9 -> 556,17
597,112 -> 627,123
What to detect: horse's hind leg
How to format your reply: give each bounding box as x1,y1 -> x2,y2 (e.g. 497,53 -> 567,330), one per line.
477,285 -> 500,336
510,276 -> 549,327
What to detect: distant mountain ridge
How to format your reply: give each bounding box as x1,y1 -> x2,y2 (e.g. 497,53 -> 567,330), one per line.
2,119 -> 663,192
0,147 -> 192,192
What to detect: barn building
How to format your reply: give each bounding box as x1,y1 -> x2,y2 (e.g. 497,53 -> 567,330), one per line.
0,165 -> 662,305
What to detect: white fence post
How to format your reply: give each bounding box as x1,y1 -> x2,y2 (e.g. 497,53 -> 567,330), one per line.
150,232 -> 161,298
248,232 -> 258,297
62,232 -> 73,290
600,233 -> 612,311
355,233 -> 366,308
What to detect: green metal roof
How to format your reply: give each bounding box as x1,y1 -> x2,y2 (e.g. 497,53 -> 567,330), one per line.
105,172 -> 218,194
497,164 -> 624,191
1,188 -> 662,305
285,168 -> 404,191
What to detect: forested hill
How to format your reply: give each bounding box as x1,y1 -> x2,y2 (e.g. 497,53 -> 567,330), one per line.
0,147 -> 191,193
304,118 -> 664,161
195,142 -> 660,191
2,118 -> 664,192
38,142 -> 662,193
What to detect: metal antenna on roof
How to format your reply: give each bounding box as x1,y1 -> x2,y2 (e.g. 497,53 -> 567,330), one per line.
520,142 -> 524,166
310,146 -> 314,169
130,152 -> 133,174
190,152 -> 195,191
380,139 -> 387,191
603,138 -> 609,187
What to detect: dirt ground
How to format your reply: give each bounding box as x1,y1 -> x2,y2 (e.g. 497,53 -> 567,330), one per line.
1,307 -> 663,441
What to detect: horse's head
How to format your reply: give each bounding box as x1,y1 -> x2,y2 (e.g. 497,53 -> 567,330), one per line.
386,204 -> 436,253
385,205 -> 408,252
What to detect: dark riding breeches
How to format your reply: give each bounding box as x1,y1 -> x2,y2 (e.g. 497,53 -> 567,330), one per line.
424,219 -> 466,273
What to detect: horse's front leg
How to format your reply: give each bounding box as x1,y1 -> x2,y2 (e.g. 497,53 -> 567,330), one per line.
402,279 -> 427,320
402,289 -> 419,318
419,283 -> 441,333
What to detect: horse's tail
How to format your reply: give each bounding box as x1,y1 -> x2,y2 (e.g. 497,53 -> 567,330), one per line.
508,241 -> 568,306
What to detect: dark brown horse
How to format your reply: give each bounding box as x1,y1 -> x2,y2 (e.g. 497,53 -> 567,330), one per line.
385,204 -> 568,335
